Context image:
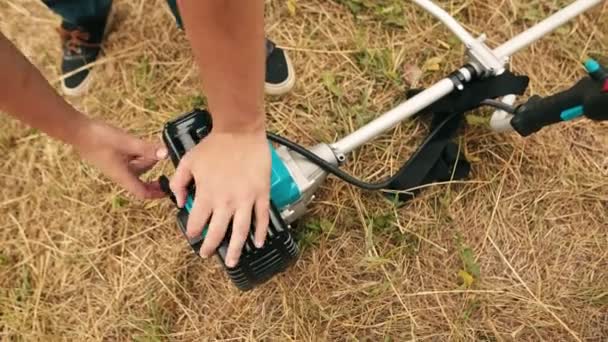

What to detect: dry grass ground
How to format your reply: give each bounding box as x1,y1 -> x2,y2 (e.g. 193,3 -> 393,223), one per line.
1,0 -> 607,341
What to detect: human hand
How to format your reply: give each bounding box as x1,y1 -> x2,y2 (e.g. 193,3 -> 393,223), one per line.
75,119 -> 168,199
169,129 -> 271,268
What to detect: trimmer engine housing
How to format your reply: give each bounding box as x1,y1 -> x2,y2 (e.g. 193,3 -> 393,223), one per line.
161,109 -> 299,291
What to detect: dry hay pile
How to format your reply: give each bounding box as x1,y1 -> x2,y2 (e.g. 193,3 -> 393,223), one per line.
0,0 -> 606,341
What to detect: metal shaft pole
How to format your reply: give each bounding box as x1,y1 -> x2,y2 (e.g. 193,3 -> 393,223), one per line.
330,78 -> 456,155
330,0 -> 602,157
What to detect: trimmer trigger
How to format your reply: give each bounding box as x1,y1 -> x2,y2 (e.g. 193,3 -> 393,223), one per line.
158,175 -> 177,206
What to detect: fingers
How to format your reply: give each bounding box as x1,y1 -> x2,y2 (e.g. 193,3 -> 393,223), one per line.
143,180 -> 168,199
125,136 -> 168,161
253,196 -> 270,248
185,192 -> 212,241
225,206 -> 253,267
200,197 -> 268,267
129,140 -> 168,172
120,138 -> 168,197
106,165 -> 159,200
154,144 -> 168,160
169,156 -> 193,208
118,156 -> 167,199
199,207 -> 233,259
129,157 -> 160,175
82,124 -> 169,200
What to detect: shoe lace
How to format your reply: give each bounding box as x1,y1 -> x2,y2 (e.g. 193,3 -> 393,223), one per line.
57,27 -> 100,54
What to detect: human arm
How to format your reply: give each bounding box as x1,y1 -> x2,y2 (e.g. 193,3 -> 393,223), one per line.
168,0 -> 271,267
0,32 -> 167,199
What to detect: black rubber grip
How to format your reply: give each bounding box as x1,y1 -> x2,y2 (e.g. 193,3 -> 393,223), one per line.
510,77 -> 599,136
584,92 -> 608,121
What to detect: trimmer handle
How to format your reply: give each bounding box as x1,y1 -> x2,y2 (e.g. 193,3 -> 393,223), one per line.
510,59 -> 608,137
584,90 -> 608,122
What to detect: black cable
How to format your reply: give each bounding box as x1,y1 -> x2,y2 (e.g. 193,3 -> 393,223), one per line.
480,99 -> 517,114
265,110 -> 459,191
267,132 -> 389,190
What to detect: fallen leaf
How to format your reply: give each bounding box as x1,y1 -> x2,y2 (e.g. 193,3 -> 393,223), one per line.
436,39 -> 451,50
422,56 -> 443,72
322,72 -> 343,97
458,270 -> 475,288
403,64 -> 422,87
465,114 -> 489,127
459,246 -> 481,278
112,195 -> 129,210
463,140 -> 482,163
287,0 -> 297,16
0,253 -> 7,265
524,7 -> 543,21
556,24 -> 571,36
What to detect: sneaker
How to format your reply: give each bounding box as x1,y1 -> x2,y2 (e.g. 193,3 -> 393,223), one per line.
264,39 -> 296,96
56,11 -> 113,96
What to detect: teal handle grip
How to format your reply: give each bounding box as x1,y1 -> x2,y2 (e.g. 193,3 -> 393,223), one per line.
584,58 -> 607,81
560,105 -> 584,121
584,59 -> 600,73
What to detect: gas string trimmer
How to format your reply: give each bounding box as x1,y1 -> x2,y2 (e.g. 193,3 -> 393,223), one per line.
158,0 -> 607,291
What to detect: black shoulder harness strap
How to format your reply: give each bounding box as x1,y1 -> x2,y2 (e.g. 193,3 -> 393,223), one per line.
384,70 -> 530,204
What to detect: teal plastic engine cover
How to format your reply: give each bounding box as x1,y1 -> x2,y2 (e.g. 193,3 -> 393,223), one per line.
185,143 -> 301,215
268,143 -> 301,209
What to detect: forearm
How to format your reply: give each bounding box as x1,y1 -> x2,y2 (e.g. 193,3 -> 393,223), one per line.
177,0 -> 266,133
0,33 -> 89,145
